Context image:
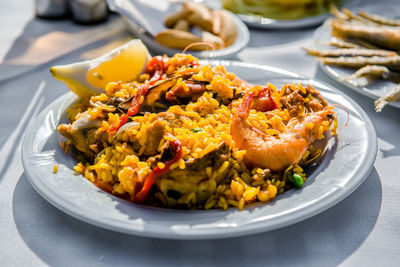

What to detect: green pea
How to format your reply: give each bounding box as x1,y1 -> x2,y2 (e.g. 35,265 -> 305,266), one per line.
291,173 -> 304,188
192,128 -> 203,133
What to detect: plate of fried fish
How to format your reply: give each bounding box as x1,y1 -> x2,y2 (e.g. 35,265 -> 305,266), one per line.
307,5 -> 400,111
304,5 -> 400,112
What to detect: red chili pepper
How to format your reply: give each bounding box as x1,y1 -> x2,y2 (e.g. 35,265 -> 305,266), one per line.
253,86 -> 277,112
134,134 -> 182,203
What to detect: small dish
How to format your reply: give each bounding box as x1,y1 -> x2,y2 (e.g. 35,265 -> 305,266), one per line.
107,0 -> 250,59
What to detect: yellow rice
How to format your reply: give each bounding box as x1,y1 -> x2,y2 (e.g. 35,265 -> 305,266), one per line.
60,54 -> 337,210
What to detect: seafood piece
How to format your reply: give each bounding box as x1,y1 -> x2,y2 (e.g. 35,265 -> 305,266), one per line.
158,142 -> 230,206
318,38 -> 361,48
173,19 -> 190,32
319,56 -> 400,71
134,133 -> 183,203
166,80 -> 208,104
218,10 -> 237,46
164,8 -> 190,28
201,31 -> 225,50
113,112 -> 180,156
330,5 -> 349,20
184,1 -> 214,32
375,83 -> 400,112
211,10 -> 222,35
58,111 -> 102,157
358,11 -> 400,27
143,78 -> 178,108
330,19 -> 400,50
159,2 -> 237,50
140,119 -> 168,156
304,47 -> 397,57
155,29 -> 202,50
89,98 -> 116,112
340,8 -> 378,25
231,93 -> 334,171
280,84 -> 328,116
344,65 -> 400,83
345,38 -> 383,50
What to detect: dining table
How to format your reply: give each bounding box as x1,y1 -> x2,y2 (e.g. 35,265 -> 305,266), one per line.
1,0 -> 399,266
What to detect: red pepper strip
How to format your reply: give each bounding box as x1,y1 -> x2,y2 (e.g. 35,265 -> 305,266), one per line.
108,57 -> 166,133
146,56 -> 166,77
252,86 -> 277,112
134,134 -> 182,203
109,114 -> 128,133
108,87 -> 146,133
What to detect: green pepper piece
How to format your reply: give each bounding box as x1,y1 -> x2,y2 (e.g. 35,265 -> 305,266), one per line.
291,173 -> 304,188
191,128 -> 203,133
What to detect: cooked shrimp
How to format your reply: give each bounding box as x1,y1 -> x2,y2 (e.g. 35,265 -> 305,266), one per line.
231,93 -> 334,171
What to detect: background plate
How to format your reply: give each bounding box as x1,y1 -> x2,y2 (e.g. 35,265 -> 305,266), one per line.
108,0 -> 250,59
312,5 -> 400,109
238,13 -> 328,30
22,61 -> 377,240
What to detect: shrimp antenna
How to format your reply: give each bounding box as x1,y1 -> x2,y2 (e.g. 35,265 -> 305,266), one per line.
182,42 -> 216,59
330,103 -> 350,130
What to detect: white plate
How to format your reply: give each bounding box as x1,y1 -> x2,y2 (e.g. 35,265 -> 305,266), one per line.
313,14 -> 400,109
22,61 -> 377,240
216,0 -> 363,30
108,0 -> 249,59
238,13 -> 329,30
202,0 -> 330,29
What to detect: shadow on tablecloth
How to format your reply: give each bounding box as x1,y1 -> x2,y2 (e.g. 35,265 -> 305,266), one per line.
0,15 -> 128,85
13,166 -> 381,267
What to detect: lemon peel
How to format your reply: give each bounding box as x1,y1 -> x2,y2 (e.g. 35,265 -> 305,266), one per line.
50,39 -> 151,98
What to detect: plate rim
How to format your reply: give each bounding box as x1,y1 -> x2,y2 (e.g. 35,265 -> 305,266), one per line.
313,21 -> 400,109
22,61 -> 377,240
238,13 -> 328,30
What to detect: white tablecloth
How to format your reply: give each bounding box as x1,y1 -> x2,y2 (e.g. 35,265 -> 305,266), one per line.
1,1 -> 399,266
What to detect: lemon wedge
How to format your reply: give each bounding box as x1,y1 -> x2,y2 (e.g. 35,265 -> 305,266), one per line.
50,39 -> 151,98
